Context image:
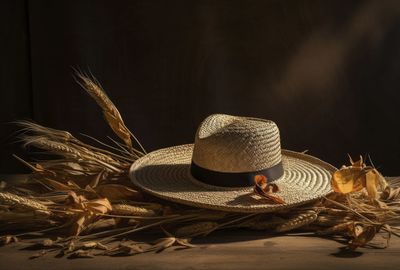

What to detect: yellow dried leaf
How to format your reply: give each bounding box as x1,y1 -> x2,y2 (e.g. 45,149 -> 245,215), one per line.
85,198 -> 112,214
331,167 -> 365,194
365,169 -> 379,199
65,192 -> 112,236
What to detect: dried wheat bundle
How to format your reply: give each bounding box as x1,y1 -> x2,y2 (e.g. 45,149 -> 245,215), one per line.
1,72 -> 399,259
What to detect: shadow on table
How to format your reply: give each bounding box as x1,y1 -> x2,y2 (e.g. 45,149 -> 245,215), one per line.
193,229 -> 367,259
330,247 -> 363,258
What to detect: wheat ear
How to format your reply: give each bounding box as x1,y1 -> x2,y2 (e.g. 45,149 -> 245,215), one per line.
111,204 -> 156,217
74,71 -> 145,155
275,210 -> 318,233
0,192 -> 48,212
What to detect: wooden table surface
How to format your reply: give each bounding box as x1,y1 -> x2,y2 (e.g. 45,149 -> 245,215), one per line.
1,175 -> 399,270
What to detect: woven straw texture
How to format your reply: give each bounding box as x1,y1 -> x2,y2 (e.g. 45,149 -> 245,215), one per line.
193,114 -> 281,172
130,145 -> 337,213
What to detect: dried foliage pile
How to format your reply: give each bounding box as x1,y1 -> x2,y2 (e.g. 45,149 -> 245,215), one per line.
1,73 -> 400,258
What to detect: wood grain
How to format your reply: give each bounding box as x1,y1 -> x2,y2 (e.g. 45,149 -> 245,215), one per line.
0,231 -> 398,270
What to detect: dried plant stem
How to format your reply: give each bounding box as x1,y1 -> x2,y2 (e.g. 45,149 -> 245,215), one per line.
324,197 -> 378,225
13,224 -> 69,237
128,130 -> 147,154
74,71 -> 143,155
78,133 -> 135,161
97,215 -> 199,244
107,136 -> 143,158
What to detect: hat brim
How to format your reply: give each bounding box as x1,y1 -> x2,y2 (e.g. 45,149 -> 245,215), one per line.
129,144 -> 337,213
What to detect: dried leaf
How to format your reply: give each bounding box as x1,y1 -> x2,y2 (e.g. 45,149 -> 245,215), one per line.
253,175 -> 285,204
254,174 -> 267,187
151,237 -> 177,252
95,242 -> 109,250
331,167 -> 365,194
66,192 -> 112,214
349,225 -> 378,250
65,192 -> 112,236
95,184 -> 143,201
84,218 -> 117,234
331,156 -> 387,199
71,214 -> 89,236
85,198 -> 112,214
82,241 -> 109,250
69,249 -> 95,258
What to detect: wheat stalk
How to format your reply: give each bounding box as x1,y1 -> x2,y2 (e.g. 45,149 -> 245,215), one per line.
18,121 -> 136,163
274,210 -> 318,233
73,71 -> 145,155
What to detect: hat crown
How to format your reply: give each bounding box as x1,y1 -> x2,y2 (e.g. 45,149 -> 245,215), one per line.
192,114 -> 282,173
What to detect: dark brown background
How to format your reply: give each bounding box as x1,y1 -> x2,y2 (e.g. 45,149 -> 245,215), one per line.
1,0 -> 400,174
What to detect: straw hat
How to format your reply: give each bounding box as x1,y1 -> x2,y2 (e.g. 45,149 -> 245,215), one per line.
129,114 -> 337,213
